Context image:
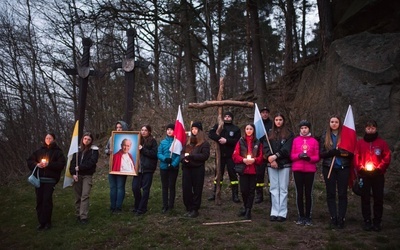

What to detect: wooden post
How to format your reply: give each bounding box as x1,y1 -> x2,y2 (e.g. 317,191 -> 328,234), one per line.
188,81 -> 254,205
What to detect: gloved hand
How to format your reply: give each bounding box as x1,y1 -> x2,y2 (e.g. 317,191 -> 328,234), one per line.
167,164 -> 174,169
165,158 -> 172,164
328,149 -> 340,157
299,153 -> 311,161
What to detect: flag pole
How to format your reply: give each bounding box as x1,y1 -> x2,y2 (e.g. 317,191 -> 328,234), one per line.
264,131 -> 273,154
327,156 -> 336,179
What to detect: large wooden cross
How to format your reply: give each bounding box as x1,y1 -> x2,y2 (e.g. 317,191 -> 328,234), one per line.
188,77 -> 254,205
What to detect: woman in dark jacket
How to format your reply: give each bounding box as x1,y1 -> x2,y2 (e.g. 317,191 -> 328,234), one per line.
27,133 -> 66,230
181,122 -> 210,218
70,132 -> 99,224
132,125 -> 158,216
232,124 -> 263,220
319,115 -> 353,229
263,113 -> 294,222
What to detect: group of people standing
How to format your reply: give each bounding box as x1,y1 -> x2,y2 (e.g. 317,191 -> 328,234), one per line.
26,106 -> 391,232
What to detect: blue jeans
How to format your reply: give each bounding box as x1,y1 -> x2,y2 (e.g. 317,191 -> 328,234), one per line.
109,174 -> 127,211
132,172 -> 154,213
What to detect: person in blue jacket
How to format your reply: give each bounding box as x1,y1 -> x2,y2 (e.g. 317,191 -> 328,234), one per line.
157,123 -> 181,213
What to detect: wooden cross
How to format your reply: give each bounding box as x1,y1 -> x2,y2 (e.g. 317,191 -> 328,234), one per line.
63,38 -> 103,140
110,28 -> 150,128
188,77 -> 254,205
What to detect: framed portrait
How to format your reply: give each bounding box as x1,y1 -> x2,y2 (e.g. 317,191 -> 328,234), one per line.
109,131 -> 141,176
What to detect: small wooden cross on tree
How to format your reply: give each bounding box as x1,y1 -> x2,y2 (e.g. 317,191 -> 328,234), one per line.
188,77 -> 254,205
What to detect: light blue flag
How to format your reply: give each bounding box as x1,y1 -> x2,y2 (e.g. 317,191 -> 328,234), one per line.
254,104 -> 267,140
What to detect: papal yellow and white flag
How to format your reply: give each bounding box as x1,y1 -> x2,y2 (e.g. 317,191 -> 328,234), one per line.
63,120 -> 79,188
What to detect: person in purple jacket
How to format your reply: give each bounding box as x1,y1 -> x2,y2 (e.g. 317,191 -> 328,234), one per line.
290,120 -> 320,226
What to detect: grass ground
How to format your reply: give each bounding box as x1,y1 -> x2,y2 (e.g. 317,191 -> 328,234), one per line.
1,158 -> 399,250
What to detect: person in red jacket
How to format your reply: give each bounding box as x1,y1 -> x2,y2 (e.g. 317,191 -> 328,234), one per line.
290,120 -> 320,226
354,120 -> 391,232
232,124 -> 263,220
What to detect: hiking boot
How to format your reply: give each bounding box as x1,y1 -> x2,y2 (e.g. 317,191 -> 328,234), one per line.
255,187 -> 263,204
363,220 -> 372,231
232,185 -> 240,203
244,209 -> 252,220
337,217 -> 345,229
237,207 -> 246,217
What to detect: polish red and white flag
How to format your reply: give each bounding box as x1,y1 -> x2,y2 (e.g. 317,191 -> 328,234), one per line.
338,105 -> 357,154
170,105 -> 187,155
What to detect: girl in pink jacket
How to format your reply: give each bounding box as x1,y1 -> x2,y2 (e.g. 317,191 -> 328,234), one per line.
290,120 -> 320,226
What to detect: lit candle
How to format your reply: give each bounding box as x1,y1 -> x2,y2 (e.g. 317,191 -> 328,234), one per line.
41,159 -> 47,164
247,155 -> 252,160
365,162 -> 374,171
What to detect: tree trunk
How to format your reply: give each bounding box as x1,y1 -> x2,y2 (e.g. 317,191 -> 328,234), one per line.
317,0 -> 333,55
247,0 -> 267,101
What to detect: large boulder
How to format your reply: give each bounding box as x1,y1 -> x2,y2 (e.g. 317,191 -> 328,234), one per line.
267,32 -> 400,149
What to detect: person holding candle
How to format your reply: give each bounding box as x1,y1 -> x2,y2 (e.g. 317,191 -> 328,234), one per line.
232,124 -> 263,220
354,120 -> 391,231
319,115 -> 353,229
290,120 -> 320,226
181,122 -> 210,218
208,111 -> 241,203
263,113 -> 294,222
70,132 -> 99,224
27,133 -> 66,230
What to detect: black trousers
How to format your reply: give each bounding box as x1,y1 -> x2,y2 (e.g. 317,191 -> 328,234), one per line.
293,171 -> 315,218
239,174 -> 256,209
182,166 -> 205,212
322,166 -> 350,219
255,162 -> 267,188
214,157 -> 238,185
160,168 -> 179,209
361,174 -> 384,225
35,183 -> 56,226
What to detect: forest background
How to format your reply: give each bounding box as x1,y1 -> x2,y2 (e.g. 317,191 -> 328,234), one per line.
1,0 -> 400,249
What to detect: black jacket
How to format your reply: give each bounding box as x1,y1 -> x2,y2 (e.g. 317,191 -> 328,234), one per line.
27,142 -> 66,183
263,130 -> 294,168
181,141 -> 211,168
319,131 -> 353,167
139,138 -> 158,173
208,122 -> 240,157
70,146 -> 99,176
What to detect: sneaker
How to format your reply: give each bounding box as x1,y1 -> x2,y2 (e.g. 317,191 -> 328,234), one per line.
80,219 -> 88,224
304,218 -> 313,226
372,224 -> 381,232
295,217 -> 305,225
277,216 -> 286,222
189,210 -> 199,218
270,216 -> 277,222
363,220 -> 372,231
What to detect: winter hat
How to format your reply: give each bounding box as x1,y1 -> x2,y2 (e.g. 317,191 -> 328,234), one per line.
166,123 -> 175,130
260,106 -> 270,113
223,111 -> 234,120
299,120 -> 311,129
191,122 -> 203,131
